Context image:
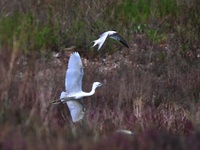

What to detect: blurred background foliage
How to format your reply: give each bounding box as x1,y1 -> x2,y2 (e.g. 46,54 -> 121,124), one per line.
0,0 -> 199,53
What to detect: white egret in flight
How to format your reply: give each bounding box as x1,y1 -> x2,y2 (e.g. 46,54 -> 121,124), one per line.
51,52 -> 103,122
92,30 -> 129,51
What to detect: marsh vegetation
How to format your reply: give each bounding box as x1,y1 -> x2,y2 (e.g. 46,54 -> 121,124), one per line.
0,0 -> 200,149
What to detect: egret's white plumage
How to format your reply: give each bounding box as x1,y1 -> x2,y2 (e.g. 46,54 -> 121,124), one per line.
92,31 -> 129,51
60,91 -> 85,122
57,52 -> 103,122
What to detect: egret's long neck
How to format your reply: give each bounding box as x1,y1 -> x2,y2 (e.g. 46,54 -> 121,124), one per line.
83,85 -> 97,97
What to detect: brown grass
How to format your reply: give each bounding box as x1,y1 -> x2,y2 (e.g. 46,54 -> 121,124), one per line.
0,0 -> 200,149
0,33 -> 200,149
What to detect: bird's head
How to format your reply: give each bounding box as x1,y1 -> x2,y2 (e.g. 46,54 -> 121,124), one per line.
93,82 -> 104,88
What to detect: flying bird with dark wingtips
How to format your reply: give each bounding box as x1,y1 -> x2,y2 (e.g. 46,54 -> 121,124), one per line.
92,31 -> 129,51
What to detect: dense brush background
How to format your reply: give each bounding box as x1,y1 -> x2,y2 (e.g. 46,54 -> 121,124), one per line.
0,0 -> 200,149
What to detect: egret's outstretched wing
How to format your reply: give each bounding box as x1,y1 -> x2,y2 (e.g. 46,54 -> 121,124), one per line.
109,33 -> 129,48
60,91 -> 85,122
65,52 -> 84,94
66,100 -> 85,122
